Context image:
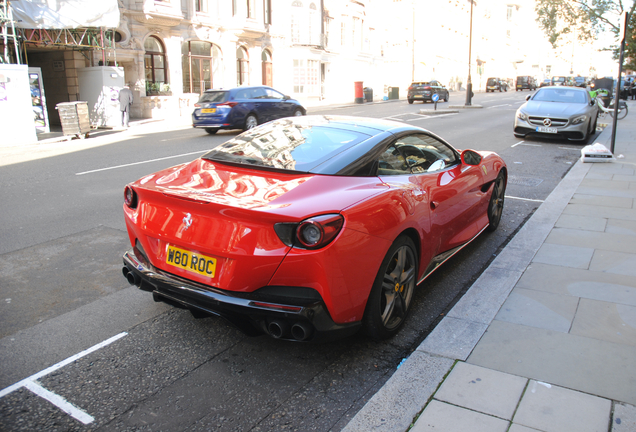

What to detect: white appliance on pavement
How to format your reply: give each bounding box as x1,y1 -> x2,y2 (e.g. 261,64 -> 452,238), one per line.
77,66 -> 125,128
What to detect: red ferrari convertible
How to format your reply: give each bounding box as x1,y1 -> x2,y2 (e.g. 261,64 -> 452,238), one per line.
122,116 -> 506,342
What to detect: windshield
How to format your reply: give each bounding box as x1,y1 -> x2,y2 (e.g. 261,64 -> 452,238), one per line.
199,91 -> 228,103
202,118 -> 370,172
532,88 -> 588,104
487,78 -> 498,85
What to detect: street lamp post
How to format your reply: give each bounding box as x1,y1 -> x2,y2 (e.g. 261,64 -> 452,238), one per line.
465,0 -> 474,106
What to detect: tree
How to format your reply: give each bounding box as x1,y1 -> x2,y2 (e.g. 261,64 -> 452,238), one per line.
535,0 -> 636,70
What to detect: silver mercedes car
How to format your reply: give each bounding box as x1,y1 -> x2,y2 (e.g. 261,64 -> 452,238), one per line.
514,86 -> 599,143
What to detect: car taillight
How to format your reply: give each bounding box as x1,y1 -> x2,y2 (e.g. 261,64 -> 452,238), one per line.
408,86 -> 413,90
296,214 -> 344,249
424,86 -> 431,90
194,103 -> 201,107
218,102 -> 239,108
124,185 -> 137,208
274,214 -> 344,249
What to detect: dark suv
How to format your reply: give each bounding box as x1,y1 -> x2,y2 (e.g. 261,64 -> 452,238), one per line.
192,86 -> 306,134
486,77 -> 508,92
407,80 -> 449,104
516,76 -> 537,91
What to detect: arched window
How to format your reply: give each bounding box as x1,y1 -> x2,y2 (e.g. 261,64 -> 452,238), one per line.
144,36 -> 167,93
181,41 -> 222,94
237,47 -> 249,86
262,49 -> 272,86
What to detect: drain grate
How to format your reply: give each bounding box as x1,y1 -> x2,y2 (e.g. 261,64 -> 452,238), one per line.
508,175 -> 543,187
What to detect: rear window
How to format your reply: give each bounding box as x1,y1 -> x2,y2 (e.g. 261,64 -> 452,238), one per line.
487,78 -> 498,85
411,82 -> 430,87
517,76 -> 528,82
202,118 -> 370,172
199,91 -> 228,103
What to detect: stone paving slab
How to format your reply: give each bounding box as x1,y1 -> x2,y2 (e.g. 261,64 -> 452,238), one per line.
545,228 -> 636,254
570,299 -> 636,347
555,214 -> 608,231
606,218 -> 636,235
563,204 -> 636,221
513,381 -> 611,432
468,320 -> 636,405
570,193 -> 634,208
589,249 -> 636,276
410,400 -> 510,432
495,288 -> 578,333
532,243 -> 594,268
434,363 -> 526,420
613,403 -> 636,431
515,263 -> 636,297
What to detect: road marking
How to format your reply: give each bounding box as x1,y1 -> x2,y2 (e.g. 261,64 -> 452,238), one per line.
558,146 -> 583,151
0,332 -> 127,424
23,380 -> 94,424
486,104 -> 511,109
75,150 -> 208,175
505,195 -> 545,203
512,141 -> 542,147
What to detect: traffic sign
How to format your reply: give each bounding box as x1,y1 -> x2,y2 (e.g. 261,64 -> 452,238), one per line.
432,93 -> 439,102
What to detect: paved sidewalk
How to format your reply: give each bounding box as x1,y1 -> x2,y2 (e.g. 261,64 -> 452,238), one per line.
343,105 -> 636,431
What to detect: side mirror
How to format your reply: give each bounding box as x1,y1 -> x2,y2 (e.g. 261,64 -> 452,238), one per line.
461,149 -> 482,166
283,95 -> 291,101
525,95 -> 532,101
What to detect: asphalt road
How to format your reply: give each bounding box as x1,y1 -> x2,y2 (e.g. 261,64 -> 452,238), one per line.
0,90 -> 591,431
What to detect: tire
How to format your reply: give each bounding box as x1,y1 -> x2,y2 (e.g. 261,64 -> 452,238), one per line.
363,236 -> 418,340
243,114 -> 258,131
611,105 -> 628,120
293,109 -> 304,116
444,92 -> 449,102
408,99 -> 414,104
486,171 -> 506,232
204,128 -> 218,135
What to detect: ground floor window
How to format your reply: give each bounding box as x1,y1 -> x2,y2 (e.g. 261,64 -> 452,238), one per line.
293,59 -> 319,95
145,36 -> 167,93
181,41 -> 222,94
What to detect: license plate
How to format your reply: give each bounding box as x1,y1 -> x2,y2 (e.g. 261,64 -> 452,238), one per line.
201,108 -> 216,114
413,95 -> 422,98
536,126 -> 557,133
166,245 -> 216,278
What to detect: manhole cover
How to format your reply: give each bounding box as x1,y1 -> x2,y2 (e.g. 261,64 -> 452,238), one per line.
508,175 -> 543,187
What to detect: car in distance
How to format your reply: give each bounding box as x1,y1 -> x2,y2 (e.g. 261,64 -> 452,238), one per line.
574,76 -> 588,88
407,80 -> 449,104
122,115 -> 507,342
540,79 -> 551,88
516,76 -> 537,91
486,77 -> 508,92
192,86 -> 306,134
513,86 -> 598,143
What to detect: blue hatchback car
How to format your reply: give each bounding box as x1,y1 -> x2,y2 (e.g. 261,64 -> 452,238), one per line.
192,86 -> 306,134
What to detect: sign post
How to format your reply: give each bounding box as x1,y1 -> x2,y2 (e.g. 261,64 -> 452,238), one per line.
432,93 -> 439,110
611,11 -> 629,154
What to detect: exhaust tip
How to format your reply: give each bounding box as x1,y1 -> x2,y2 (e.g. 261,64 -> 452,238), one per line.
291,322 -> 313,341
267,320 -> 290,339
122,266 -> 140,286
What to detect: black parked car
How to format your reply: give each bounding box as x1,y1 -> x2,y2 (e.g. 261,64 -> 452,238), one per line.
516,76 -> 537,91
486,77 -> 508,92
407,80 -> 449,104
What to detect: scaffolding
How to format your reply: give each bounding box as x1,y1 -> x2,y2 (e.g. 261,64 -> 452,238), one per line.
1,0 -> 20,64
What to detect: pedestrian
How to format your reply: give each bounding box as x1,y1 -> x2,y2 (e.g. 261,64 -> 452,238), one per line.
118,84 -> 134,128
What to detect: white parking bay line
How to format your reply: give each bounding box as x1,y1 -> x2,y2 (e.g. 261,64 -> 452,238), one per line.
505,195 -> 545,203
76,150 -> 208,175
0,332 -> 127,424
23,380 -> 94,424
